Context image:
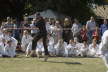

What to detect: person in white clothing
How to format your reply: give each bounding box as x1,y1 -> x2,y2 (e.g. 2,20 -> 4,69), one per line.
36,39 -> 44,58
26,39 -> 44,58
3,30 -> 18,57
0,29 -> 8,56
99,30 -> 108,72
48,34 -> 55,56
88,39 -> 99,57
30,19 -> 39,37
71,19 -> 81,37
65,39 -> 75,57
4,37 -> 18,57
80,41 -> 89,57
74,37 -> 83,56
54,39 -> 67,56
21,30 -> 33,52
26,41 -> 32,57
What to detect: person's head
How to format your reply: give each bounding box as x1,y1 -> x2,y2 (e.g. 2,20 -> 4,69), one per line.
31,20 -> 36,24
103,19 -> 107,24
82,25 -> 86,30
50,18 -> 55,25
7,17 -> 11,22
90,16 -> 95,22
55,20 -> 60,26
33,18 -> 36,21
64,17 -> 71,26
36,13 -> 43,21
69,39 -> 74,44
2,29 -> 8,35
83,41 -> 87,45
23,30 -> 29,35
74,18 -> 79,24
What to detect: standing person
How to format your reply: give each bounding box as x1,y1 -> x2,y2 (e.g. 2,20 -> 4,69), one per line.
86,16 -> 96,43
62,18 -> 72,43
30,13 -> 49,61
54,20 -> 63,44
71,19 -> 81,38
100,19 -> 108,36
99,30 -> 108,72
80,25 -> 88,42
1,17 -> 13,29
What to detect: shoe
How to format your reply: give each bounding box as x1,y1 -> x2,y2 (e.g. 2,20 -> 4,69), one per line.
25,55 -> 30,58
44,55 -> 48,62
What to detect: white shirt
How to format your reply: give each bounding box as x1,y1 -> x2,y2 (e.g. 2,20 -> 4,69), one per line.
71,23 -> 79,34
21,34 -> 33,45
30,24 -> 39,34
99,30 -> 108,51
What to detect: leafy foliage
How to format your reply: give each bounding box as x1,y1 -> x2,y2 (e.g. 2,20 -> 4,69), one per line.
0,0 -> 105,20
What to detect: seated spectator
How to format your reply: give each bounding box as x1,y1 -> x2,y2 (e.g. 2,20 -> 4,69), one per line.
79,41 -> 89,57
21,30 -> 33,52
54,39 -> 67,56
88,39 -> 99,57
65,39 -> 75,57
3,30 -> 18,57
36,39 -> 44,58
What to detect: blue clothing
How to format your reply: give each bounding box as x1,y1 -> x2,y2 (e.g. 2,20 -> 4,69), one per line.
100,24 -> 108,36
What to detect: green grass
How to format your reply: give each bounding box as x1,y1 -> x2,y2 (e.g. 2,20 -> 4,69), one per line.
0,56 -> 107,72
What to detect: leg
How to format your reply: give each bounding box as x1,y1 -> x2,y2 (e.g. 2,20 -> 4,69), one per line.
43,35 -> 49,61
26,42 -> 32,57
43,36 -> 49,55
30,34 -> 42,56
102,54 -> 108,68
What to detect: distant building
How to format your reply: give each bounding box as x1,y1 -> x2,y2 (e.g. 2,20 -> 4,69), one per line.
28,9 -> 66,19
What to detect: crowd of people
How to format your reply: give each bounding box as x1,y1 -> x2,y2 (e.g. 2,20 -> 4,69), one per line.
0,15 -> 108,58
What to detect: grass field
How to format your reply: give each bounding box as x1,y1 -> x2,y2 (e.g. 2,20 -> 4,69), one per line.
0,56 -> 107,72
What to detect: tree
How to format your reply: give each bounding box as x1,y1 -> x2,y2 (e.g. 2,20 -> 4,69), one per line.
0,0 -> 105,21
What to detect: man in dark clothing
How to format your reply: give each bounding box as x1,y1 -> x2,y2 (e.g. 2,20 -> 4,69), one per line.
31,15 -> 49,61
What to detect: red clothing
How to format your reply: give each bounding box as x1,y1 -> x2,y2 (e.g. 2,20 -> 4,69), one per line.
80,29 -> 87,41
92,31 -> 99,40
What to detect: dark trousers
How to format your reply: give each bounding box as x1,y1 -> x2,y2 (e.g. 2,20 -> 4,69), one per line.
32,33 -> 49,55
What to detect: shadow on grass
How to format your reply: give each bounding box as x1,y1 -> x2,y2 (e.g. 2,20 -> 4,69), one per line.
44,60 -> 82,65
